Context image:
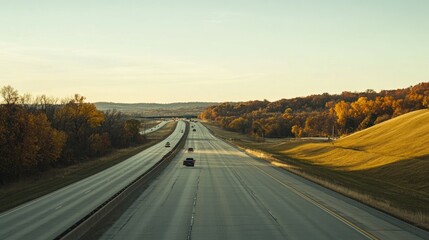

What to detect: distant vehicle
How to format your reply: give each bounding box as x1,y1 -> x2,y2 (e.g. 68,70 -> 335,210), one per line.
183,157 -> 195,167
165,142 -> 170,147
188,147 -> 194,152
181,130 -> 183,133
193,129 -> 196,132
191,125 -> 194,128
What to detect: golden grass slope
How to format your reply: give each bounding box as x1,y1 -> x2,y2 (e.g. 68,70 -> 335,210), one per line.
283,109 -> 429,171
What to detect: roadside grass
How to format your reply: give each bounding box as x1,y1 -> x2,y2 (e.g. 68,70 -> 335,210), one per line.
201,110 -> 429,230
0,121 -> 177,213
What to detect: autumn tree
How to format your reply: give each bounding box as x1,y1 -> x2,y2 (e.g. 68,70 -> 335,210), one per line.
53,94 -> 105,163
0,87 -> 66,182
199,82 -> 429,138
0,104 -> 33,182
228,117 -> 248,133
101,110 -> 126,147
31,113 -> 67,170
1,85 -> 19,105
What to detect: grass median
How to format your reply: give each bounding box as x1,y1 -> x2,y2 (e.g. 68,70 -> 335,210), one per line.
0,121 -> 177,213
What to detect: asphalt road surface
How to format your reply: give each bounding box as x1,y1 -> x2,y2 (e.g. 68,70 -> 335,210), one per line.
140,120 -> 168,135
0,121 -> 186,240
101,122 -> 429,240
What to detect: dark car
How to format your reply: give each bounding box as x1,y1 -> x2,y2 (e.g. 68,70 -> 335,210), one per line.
193,129 -> 196,132
183,157 -> 195,167
188,147 -> 194,152
165,142 -> 170,147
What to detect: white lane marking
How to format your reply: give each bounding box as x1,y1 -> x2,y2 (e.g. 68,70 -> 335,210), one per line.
253,165 -> 379,240
0,202 -> 34,218
55,204 -> 63,210
187,175 -> 200,240
268,209 -> 278,222
0,182 -> 80,218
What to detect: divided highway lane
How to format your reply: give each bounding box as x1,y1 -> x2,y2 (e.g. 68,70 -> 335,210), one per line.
0,121 -> 186,240
101,122 -> 429,240
140,120 -> 168,135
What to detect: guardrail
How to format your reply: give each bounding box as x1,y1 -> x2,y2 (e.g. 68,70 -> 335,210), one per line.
57,121 -> 190,240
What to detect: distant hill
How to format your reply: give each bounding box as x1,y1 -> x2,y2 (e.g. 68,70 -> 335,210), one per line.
94,102 -> 218,117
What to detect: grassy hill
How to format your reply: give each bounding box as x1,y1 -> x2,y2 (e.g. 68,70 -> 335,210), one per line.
282,109 -> 429,191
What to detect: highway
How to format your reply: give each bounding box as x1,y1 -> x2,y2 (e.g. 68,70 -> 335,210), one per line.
0,121 -> 186,240
101,122 -> 429,240
140,120 -> 168,135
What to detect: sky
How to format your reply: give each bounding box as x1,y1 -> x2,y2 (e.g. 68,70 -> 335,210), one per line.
0,0 -> 428,103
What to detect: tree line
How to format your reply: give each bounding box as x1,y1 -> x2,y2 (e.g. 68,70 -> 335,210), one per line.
0,86 -> 144,184
199,82 -> 429,139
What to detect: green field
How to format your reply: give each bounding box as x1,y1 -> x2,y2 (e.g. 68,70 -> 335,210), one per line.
203,109 -> 429,229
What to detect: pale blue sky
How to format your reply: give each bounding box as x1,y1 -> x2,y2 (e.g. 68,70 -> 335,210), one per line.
1,0 -> 428,103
